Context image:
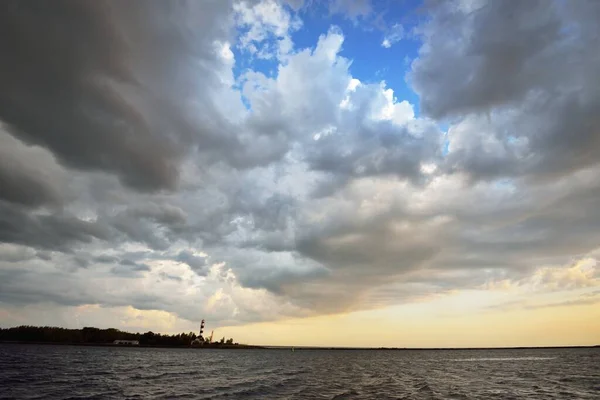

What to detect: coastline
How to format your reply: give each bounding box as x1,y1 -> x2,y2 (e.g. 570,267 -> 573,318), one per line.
1,341 -> 597,350
0,341 -> 264,349
265,345 -> 600,351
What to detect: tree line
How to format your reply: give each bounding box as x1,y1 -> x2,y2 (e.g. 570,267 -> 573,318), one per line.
0,326 -> 236,347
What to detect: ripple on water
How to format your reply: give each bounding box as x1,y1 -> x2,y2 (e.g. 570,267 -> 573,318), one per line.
0,346 -> 598,400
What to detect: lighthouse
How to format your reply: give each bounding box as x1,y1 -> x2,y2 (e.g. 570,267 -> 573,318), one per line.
199,319 -> 205,341
190,319 -> 205,346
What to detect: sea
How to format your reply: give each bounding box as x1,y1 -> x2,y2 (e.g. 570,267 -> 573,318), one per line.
0,344 -> 598,399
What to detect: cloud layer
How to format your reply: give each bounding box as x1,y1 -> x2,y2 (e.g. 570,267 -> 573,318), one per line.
1,0 -> 599,329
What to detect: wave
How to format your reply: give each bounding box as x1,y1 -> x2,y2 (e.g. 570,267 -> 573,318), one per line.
450,357 -> 556,361
1,345 -> 596,400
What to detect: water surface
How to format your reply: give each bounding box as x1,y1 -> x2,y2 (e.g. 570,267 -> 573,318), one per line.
1,344 -> 598,399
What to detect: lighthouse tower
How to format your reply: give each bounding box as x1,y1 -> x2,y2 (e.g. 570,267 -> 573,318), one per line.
198,319 -> 205,341
191,319 -> 205,346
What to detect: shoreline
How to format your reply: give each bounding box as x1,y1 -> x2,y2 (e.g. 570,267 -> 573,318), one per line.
1,341 -> 597,350
0,341 -> 264,349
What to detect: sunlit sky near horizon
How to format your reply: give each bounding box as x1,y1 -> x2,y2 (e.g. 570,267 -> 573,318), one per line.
0,0 -> 599,347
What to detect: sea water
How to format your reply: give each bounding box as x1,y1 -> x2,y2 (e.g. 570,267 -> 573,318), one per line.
0,344 -> 598,399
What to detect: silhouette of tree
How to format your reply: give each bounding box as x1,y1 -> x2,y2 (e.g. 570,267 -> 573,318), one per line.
0,326 -> 240,348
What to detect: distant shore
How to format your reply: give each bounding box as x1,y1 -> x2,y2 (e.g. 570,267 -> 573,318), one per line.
0,326 -> 259,349
265,345 -> 600,351
1,341 -> 597,351
0,340 -> 264,349
2,326 -> 597,350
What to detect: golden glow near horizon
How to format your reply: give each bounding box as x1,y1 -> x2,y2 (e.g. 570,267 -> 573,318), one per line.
216,260 -> 600,347
2,286 -> 598,348
216,291 -> 600,348
1,260 -> 597,348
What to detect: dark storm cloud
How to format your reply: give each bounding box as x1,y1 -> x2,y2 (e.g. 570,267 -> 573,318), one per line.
97,202 -> 189,250
35,251 -> 53,261
411,0 -> 562,119
0,202 -> 111,251
0,130 -> 67,208
0,153 -> 63,208
410,0 -> 600,181
119,259 -> 138,267
72,256 -> 90,269
175,250 -> 208,276
0,0 -> 235,193
304,118 -> 441,188
0,266 -> 160,310
0,245 -> 36,263
0,198 -> 191,253
0,268 -> 97,307
284,209 -> 442,311
238,267 -> 323,294
109,219 -> 170,250
296,217 -> 439,275
111,260 -> 151,277
68,253 -> 151,274
93,254 -> 120,264
88,249 -> 206,277
230,192 -> 297,234
128,204 -> 187,227
214,247 -> 329,295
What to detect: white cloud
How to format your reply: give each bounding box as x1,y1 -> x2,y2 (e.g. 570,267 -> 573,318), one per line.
373,85 -> 415,125
381,23 -> 404,48
329,0 -> 372,19
234,0 -> 302,59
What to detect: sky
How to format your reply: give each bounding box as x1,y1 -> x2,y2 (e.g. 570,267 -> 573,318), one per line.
0,0 -> 599,347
